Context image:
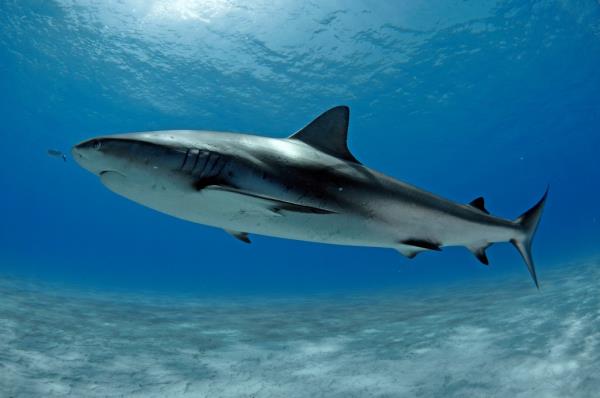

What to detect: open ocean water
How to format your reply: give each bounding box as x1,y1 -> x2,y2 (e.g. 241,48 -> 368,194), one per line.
1,1 -> 599,397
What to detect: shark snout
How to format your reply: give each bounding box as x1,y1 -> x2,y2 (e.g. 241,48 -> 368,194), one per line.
72,137 -> 117,175
72,134 -> 184,178
72,138 -> 100,170
73,138 -> 102,154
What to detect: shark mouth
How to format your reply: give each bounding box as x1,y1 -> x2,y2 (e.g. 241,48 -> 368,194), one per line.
99,170 -> 126,178
99,170 -> 127,190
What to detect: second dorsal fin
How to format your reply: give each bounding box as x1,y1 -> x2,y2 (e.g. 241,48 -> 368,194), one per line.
289,106 -> 359,163
468,197 -> 489,214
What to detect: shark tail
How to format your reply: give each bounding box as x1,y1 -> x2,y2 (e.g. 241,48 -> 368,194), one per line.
511,187 -> 549,289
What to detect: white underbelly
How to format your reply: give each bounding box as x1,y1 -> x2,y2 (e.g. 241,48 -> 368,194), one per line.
115,181 -> 391,247
101,172 -> 515,250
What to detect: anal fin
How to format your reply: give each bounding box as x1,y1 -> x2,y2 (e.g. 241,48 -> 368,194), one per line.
473,248 -> 489,265
468,243 -> 492,266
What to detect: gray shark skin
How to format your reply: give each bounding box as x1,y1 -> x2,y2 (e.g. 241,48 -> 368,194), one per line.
72,106 -> 547,288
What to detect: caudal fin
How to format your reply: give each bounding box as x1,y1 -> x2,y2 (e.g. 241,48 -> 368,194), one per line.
511,187 -> 549,289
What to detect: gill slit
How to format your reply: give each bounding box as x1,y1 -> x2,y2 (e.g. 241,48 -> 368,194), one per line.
179,149 -> 190,171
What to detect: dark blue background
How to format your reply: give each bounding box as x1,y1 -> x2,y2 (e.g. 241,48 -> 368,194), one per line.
1,0 -> 599,295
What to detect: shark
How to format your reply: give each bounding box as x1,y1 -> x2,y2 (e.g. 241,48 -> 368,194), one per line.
72,106 -> 547,287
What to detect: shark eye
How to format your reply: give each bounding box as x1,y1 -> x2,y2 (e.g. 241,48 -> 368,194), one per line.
92,140 -> 102,150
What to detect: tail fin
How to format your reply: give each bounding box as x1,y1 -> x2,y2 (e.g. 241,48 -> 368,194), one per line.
511,187 -> 549,289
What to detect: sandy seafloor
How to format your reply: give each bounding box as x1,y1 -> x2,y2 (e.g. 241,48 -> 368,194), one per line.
1,259 -> 599,398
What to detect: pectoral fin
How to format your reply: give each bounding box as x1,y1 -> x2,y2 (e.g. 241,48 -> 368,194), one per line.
204,185 -> 336,215
269,203 -> 334,215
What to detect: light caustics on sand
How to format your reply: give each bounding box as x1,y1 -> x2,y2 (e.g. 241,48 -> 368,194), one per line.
1,260 -> 599,397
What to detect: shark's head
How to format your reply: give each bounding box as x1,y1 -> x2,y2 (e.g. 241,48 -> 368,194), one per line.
72,132 -> 198,202
73,133 -> 185,174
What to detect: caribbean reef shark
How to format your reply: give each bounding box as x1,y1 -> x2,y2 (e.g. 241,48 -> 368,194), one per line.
72,106 -> 547,287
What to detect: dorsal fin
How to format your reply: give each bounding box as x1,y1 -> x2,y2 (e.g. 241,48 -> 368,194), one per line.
468,197 -> 489,214
289,106 -> 359,163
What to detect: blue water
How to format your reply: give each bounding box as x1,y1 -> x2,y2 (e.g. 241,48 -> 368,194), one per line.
1,1 -> 600,396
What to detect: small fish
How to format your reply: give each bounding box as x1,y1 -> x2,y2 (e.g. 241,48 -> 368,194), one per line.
48,149 -> 67,162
